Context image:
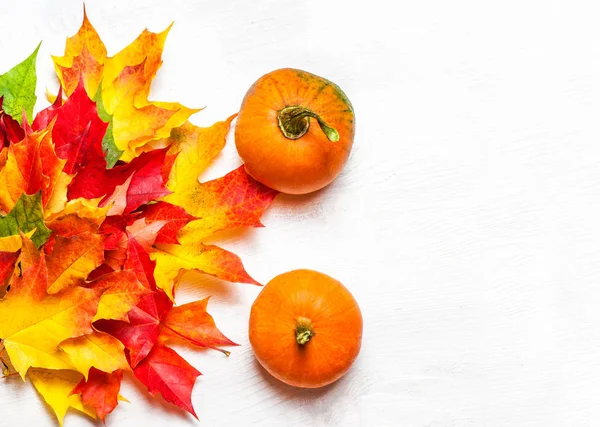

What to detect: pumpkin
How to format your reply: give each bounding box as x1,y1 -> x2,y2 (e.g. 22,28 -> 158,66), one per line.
249,269 -> 362,388
235,68 -> 355,195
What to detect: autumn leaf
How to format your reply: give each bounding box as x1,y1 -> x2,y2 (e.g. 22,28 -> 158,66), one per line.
101,174 -> 133,216
132,344 -> 201,418
102,61 -> 196,161
0,237 -> 101,378
95,290 -> 172,368
159,298 -> 237,354
122,147 -> 171,212
164,117 -> 234,199
0,43 -> 40,123
52,78 -> 108,175
152,241 -> 259,300
52,8 -> 106,98
29,368 -> 97,426
46,211 -> 103,239
0,130 -> 44,212
0,192 -> 51,248
59,331 -> 129,379
71,368 -> 123,423
45,232 -> 105,294
102,24 -> 171,103
175,166 -> 278,243
90,269 -> 150,322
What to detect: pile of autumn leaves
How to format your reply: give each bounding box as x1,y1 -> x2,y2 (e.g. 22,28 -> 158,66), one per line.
0,12 -> 277,425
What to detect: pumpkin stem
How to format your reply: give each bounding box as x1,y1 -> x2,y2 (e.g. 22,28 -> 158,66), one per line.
295,318 -> 314,345
277,105 -> 340,142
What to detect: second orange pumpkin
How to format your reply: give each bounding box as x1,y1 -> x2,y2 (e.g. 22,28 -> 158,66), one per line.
249,269 -> 362,388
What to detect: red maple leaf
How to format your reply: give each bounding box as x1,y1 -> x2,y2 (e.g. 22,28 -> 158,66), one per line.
132,344 -> 201,418
71,368 -> 123,423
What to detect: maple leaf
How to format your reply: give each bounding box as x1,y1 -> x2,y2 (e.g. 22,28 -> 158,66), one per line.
0,124 -> 66,214
52,78 -> 108,175
164,117 -> 235,198
71,368 -> 123,423
46,211 -> 103,239
0,43 -> 40,123
45,197 -> 108,237
0,130 -> 44,212
45,232 -> 105,294
58,331 -> 129,379
152,241 -> 259,300
52,7 -> 107,98
102,24 -> 171,103
0,235 -> 100,378
175,166 -> 278,244
90,269 -> 150,322
101,61 -> 197,162
29,368 -> 97,426
132,344 -> 200,418
0,192 -> 51,248
95,290 -> 172,368
121,147 -> 171,213
159,297 -> 237,353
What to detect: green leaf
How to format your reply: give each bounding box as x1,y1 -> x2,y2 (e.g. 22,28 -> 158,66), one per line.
94,86 -> 122,168
0,192 -> 51,248
0,43 -> 41,123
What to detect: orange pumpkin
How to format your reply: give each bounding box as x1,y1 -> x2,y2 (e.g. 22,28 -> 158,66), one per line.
235,68 -> 355,195
249,269 -> 362,388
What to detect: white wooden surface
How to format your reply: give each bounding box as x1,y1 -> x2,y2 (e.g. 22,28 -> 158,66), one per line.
2,0 -> 600,426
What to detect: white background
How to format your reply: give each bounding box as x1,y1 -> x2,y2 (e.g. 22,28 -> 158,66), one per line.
1,0 -> 600,426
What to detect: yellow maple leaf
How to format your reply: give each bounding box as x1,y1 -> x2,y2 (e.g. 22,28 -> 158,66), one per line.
52,8 -> 107,97
58,332 -> 128,379
102,24 -> 172,103
29,368 -> 96,426
151,241 -> 258,300
0,236 -> 101,378
91,270 -> 150,322
163,116 -> 235,203
101,61 -> 198,161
